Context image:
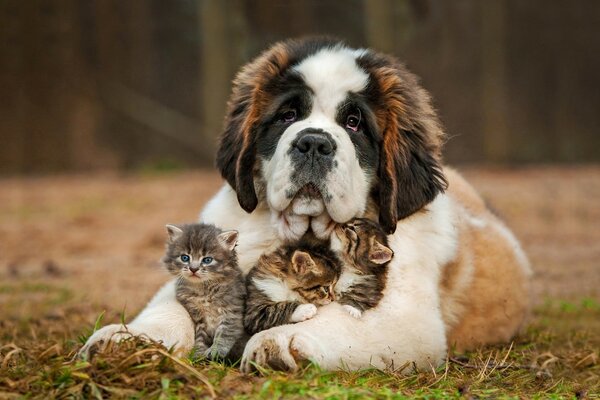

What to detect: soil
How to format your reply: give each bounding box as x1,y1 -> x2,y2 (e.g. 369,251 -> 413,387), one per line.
1,166 -> 598,317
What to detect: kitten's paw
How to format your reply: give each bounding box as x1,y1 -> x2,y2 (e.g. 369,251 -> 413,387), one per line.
290,304 -> 318,322
202,346 -> 216,359
343,305 -> 363,319
202,345 -> 229,360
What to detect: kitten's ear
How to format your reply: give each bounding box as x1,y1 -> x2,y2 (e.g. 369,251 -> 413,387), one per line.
165,224 -> 183,242
217,230 -> 239,251
369,239 -> 394,265
291,250 -> 317,275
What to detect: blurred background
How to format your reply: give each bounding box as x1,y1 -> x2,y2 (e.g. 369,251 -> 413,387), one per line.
1,0 -> 600,174
1,3 -> 599,394
0,1 -> 598,323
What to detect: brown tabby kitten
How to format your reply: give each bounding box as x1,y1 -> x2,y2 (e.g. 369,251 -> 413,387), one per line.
330,218 -> 394,318
162,223 -> 246,360
244,238 -> 341,335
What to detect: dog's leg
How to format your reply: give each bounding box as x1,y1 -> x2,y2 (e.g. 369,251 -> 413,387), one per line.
240,243 -> 450,373
79,280 -> 195,358
240,299 -> 447,373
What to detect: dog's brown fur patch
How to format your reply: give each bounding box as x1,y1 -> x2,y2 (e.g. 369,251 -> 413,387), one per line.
441,169 -> 531,351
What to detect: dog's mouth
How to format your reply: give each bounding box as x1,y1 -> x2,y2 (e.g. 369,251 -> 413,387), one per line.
291,183 -> 325,217
296,183 -> 322,199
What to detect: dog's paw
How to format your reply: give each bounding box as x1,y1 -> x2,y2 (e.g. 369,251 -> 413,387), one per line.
78,324 -> 132,359
240,329 -> 321,373
290,304 -> 318,322
342,305 -> 362,319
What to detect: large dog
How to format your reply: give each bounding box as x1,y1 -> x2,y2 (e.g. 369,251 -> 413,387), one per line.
82,38 -> 531,372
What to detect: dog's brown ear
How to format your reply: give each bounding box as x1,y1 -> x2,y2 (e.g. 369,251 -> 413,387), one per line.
216,43 -> 290,213
364,57 -> 448,234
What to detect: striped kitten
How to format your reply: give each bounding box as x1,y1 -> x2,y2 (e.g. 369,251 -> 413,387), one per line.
162,223 -> 246,360
244,238 -> 341,335
330,218 -> 394,318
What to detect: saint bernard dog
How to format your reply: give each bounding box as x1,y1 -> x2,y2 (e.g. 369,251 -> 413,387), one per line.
82,38 -> 532,372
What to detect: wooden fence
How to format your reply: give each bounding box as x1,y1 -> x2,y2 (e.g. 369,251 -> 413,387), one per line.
1,0 -> 599,174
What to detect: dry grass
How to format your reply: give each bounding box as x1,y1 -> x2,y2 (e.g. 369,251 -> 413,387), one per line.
0,166 -> 599,398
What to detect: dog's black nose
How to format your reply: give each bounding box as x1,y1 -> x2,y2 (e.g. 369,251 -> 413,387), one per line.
295,133 -> 335,156
189,266 -> 199,273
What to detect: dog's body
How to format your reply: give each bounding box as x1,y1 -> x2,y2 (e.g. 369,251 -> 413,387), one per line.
81,39 -> 531,371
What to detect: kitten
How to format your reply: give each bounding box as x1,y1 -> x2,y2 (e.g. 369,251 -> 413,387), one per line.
330,218 -> 394,318
162,223 -> 246,360
244,238 -> 341,335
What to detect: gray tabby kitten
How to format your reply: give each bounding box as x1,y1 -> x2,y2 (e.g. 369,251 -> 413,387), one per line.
162,223 -> 246,360
330,218 -> 394,318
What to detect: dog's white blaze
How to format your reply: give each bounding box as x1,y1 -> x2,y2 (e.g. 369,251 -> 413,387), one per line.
294,47 -> 369,115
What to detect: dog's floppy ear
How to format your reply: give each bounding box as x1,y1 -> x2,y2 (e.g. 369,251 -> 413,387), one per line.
364,57 -> 448,234
216,43 -> 290,213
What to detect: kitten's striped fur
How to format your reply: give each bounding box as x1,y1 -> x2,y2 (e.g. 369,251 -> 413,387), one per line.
244,237 -> 341,335
332,218 -> 394,317
162,223 -> 246,360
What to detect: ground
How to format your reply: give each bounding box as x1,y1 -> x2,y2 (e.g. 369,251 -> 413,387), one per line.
0,166 -> 598,399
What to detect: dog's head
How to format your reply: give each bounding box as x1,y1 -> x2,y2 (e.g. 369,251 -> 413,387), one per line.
217,38 -> 447,238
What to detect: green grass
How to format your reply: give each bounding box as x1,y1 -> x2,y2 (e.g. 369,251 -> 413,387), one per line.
0,296 -> 598,399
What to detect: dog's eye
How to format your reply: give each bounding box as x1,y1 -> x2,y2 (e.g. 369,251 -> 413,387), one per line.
281,109 -> 297,123
346,113 -> 361,131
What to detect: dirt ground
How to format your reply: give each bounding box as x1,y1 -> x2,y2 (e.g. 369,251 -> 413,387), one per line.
1,166 -> 599,398
1,166 -> 599,316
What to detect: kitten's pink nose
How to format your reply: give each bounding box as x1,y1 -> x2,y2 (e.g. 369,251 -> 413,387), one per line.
189,266 -> 199,273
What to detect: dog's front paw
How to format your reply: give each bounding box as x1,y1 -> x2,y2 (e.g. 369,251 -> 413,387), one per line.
290,304 -> 317,322
342,305 -> 363,319
78,324 -> 132,359
241,329 -> 321,373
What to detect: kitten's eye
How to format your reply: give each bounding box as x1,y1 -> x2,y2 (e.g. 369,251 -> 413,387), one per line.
201,256 -> 213,264
180,254 -> 190,263
320,286 -> 329,295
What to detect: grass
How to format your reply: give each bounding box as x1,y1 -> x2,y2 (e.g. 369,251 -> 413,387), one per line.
1,168 -> 598,398
0,296 -> 598,399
